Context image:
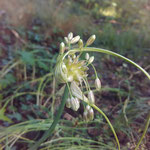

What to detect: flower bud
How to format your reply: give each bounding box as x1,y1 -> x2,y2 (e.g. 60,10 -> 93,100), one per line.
88,108 -> 94,120
86,105 -> 91,111
66,98 -> 71,108
78,39 -> 83,49
88,56 -> 94,64
60,42 -> 65,54
64,37 -> 69,44
88,90 -> 95,104
95,78 -> 101,90
84,105 -> 94,121
62,63 -> 67,74
86,35 -> 96,46
71,36 -> 80,44
55,61 -> 68,83
70,97 -> 80,111
85,53 -> 89,60
83,111 -> 88,121
68,32 -> 73,40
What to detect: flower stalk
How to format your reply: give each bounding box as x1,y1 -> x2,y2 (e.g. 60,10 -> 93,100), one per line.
29,84 -> 69,150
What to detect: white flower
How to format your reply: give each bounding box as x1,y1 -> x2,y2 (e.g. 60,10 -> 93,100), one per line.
55,32 -> 100,121
64,37 -> 69,44
66,98 -> 71,108
95,78 -> 101,90
78,39 -> 83,49
70,97 -> 80,111
70,81 -> 88,102
59,42 -> 65,54
83,105 -> 94,121
86,35 -> 96,46
88,107 -> 94,120
83,110 -> 88,121
88,56 -> 94,64
70,36 -> 80,44
85,53 -> 89,60
68,32 -> 73,40
88,90 -> 95,104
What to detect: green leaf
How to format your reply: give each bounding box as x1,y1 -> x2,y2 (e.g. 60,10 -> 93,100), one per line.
0,73 -> 16,90
19,51 -> 35,65
7,112 -> 22,121
13,113 -> 22,121
0,108 -> 12,123
38,61 -> 49,71
21,104 -> 28,110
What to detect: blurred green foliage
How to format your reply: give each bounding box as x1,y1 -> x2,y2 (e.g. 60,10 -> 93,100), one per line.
0,0 -> 149,58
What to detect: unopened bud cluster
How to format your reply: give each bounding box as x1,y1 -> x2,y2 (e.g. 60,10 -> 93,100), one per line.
83,105 -> 94,121
66,97 -> 80,111
64,32 -> 80,45
55,32 -> 102,121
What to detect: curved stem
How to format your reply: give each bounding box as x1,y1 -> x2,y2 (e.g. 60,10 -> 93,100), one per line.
135,112 -> 150,150
90,63 -> 98,78
0,60 -> 21,78
29,84 -> 69,150
90,104 -> 120,150
63,47 -> 150,80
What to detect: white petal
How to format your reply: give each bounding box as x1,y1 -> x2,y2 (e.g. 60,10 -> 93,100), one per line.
70,81 -> 88,102
88,90 -> 95,104
70,97 -> 80,111
70,36 -> 80,44
68,32 -> 73,40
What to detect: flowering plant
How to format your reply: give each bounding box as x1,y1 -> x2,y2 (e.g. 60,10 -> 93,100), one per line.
30,33 -> 150,150
55,33 -> 101,121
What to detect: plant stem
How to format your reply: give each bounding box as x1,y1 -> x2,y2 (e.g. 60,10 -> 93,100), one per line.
29,84 -> 69,150
90,63 -> 98,78
135,112 -> 150,150
32,65 -> 36,80
63,47 -> 150,80
24,64 -> 27,81
91,104 -> 120,150
0,60 -> 20,78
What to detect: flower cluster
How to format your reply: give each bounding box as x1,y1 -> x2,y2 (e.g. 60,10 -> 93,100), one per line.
55,32 -> 101,121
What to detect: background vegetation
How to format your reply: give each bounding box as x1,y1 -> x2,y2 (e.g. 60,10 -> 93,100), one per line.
0,0 -> 150,149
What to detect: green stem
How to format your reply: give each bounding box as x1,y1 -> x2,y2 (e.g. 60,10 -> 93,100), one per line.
29,84 -> 69,150
63,47 -> 150,80
0,60 -> 20,79
66,82 -> 73,98
24,64 -> 27,81
90,63 -> 98,78
63,47 -> 150,150
91,104 -> 120,150
135,112 -> 150,150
